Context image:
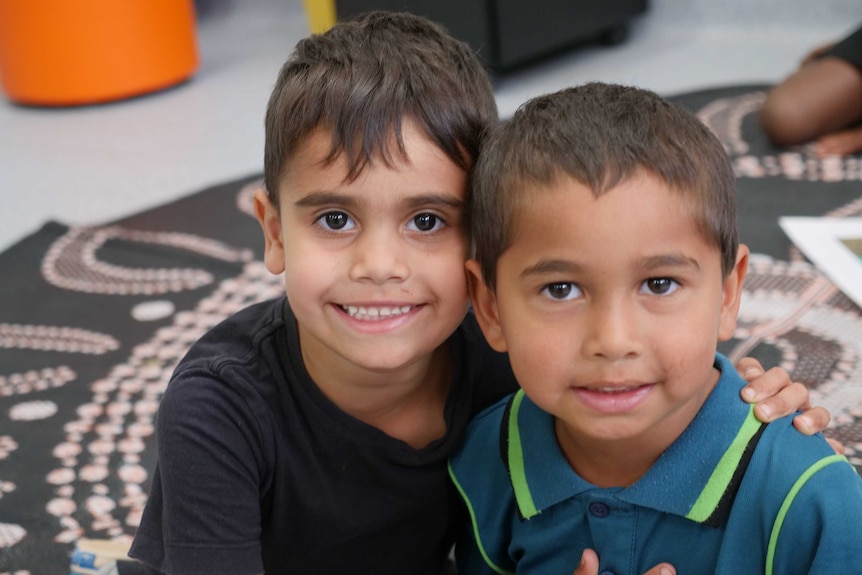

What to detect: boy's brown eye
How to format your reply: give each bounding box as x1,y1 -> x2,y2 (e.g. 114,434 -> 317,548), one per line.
642,277 -> 678,295
324,212 -> 348,229
649,279 -> 669,292
542,282 -> 579,300
412,213 -> 440,232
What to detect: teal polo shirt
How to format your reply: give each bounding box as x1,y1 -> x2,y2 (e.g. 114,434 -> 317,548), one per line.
449,354 -> 862,574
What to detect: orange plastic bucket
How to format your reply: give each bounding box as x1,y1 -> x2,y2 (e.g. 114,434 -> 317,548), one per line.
0,0 -> 199,106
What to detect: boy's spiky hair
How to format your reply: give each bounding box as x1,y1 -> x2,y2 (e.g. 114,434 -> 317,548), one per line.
264,10 -> 499,206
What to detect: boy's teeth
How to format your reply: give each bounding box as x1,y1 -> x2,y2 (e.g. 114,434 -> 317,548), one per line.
344,305 -> 412,320
596,385 -> 638,393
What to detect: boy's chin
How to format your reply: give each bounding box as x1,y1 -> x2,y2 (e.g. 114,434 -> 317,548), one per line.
345,345 -> 442,374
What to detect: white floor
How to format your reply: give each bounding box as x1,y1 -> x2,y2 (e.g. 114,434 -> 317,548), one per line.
0,0 -> 858,253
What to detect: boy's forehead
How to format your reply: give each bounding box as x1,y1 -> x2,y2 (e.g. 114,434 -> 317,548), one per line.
295,125 -> 344,163
289,121 -> 414,173
506,172 -> 691,232
511,169 -> 696,209
506,172 -> 720,254
294,117 -> 463,169
277,121 -> 468,201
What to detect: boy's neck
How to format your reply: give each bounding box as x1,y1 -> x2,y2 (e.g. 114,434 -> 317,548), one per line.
300,339 -> 453,449
555,426 -> 670,488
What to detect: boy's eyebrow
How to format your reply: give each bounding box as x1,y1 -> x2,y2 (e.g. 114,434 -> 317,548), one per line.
640,254 -> 701,271
403,193 -> 466,211
519,260 -> 580,278
294,191 -> 358,208
519,254 -> 701,279
293,191 -> 466,210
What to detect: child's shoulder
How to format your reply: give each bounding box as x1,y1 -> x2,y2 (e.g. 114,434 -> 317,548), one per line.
752,412 -> 849,486
178,296 -> 286,367
737,413 -> 862,572
164,296 -> 288,406
201,295 -> 286,342
737,409 -> 860,535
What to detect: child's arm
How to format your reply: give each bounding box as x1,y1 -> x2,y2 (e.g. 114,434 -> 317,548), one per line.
130,372 -> 267,575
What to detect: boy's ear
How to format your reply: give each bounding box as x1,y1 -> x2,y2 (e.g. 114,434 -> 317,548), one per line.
717,244 -> 749,341
253,187 -> 287,275
465,259 -> 508,353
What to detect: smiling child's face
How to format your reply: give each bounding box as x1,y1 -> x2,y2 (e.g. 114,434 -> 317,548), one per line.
255,118 -> 471,381
469,170 -> 748,458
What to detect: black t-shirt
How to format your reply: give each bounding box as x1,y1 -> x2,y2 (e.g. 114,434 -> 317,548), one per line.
129,297 -> 517,575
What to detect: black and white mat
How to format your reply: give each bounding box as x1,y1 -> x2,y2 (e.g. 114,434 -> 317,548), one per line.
1,84 -> 860,574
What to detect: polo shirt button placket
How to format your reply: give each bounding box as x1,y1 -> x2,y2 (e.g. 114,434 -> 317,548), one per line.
588,501 -> 610,518
588,500 -> 620,575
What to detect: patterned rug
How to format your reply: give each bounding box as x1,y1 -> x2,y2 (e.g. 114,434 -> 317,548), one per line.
1,84 -> 861,574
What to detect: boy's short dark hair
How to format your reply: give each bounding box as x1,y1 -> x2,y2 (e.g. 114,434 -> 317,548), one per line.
264,10 -> 499,206
472,82 -> 738,290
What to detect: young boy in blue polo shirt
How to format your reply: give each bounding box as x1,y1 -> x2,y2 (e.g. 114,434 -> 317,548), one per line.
123,13 -> 835,575
450,82 -> 862,574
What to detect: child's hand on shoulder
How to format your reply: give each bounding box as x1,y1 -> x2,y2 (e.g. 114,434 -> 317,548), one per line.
736,358 -> 830,426
738,358 -> 845,453
572,549 -> 675,575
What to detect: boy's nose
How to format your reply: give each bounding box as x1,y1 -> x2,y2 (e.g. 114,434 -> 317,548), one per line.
582,298 -> 642,361
349,229 -> 410,284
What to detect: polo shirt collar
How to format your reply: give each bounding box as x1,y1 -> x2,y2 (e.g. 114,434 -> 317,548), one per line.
505,354 -> 764,526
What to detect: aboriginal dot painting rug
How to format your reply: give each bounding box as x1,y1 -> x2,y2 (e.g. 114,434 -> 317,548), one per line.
2,84 -> 862,574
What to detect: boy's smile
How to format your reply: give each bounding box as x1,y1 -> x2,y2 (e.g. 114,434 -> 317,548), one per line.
571,381 -> 655,414
468,170 -> 748,485
255,119 -> 471,393
340,304 -> 414,321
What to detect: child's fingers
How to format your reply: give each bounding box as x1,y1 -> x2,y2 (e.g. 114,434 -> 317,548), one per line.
790,405 -> 832,435
740,366 -> 804,411
734,357 -> 765,383
571,549 -> 675,575
643,564 -> 676,575
571,548 -> 599,575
